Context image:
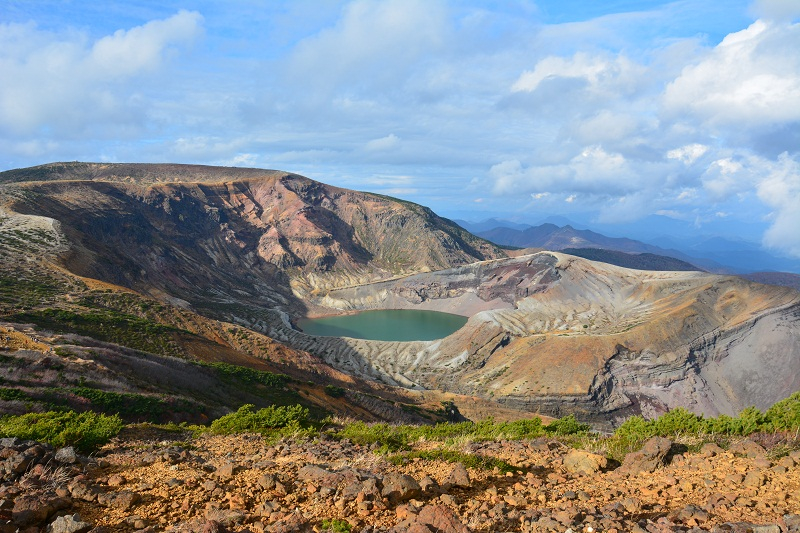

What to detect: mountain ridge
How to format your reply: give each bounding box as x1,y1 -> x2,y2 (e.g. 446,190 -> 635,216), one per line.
2,162 -> 800,430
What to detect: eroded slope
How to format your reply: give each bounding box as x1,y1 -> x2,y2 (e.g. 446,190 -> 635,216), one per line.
283,252 -> 800,427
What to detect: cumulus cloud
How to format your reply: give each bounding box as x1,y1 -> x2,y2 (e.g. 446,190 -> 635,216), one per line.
755,153 -> 800,255
663,20 -> 800,129
286,0 -> 447,99
668,144 -> 709,165
490,145 -> 640,197
750,0 -> 800,21
0,10 -> 203,137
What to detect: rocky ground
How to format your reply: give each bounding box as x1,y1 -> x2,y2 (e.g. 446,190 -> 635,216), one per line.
2,429 -> 800,533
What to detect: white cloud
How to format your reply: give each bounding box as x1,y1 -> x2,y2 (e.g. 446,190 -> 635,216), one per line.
663,20 -> 800,129
0,11 -> 203,137
491,146 -> 637,196
511,53 -> 612,93
701,157 -> 758,200
668,143 -> 709,165
750,0 -> 800,21
90,11 -> 203,77
756,153 -> 800,255
286,0 -> 447,99
365,134 -> 400,151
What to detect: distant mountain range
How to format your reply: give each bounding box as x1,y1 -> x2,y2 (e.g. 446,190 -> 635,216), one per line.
456,218 -> 800,276
561,248 -> 702,272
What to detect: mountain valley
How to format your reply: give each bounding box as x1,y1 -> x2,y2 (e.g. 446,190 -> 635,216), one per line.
1,162 -> 799,432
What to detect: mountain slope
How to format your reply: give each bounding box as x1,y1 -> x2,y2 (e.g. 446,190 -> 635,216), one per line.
284,252 -> 800,428
2,162 -> 799,429
0,163 -> 504,311
0,162 -> 508,424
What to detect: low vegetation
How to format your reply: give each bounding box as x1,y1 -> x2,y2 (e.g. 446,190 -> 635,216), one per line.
0,271 -> 69,313
320,518 -> 352,533
605,394 -> 800,457
0,410 -> 122,452
70,386 -> 201,421
8,307 -> 184,357
1,365 -> 798,460
386,449 -> 517,473
334,414 -> 587,452
198,362 -> 289,388
208,403 -> 315,439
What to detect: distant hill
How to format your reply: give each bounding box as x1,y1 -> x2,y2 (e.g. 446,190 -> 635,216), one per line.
561,248 -> 704,272
740,272 -> 800,291
453,217 -> 532,233
477,223 -> 722,272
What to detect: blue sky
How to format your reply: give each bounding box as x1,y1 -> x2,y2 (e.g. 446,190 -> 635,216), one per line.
2,1 -> 800,256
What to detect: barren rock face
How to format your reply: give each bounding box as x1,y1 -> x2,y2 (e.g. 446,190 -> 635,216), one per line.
277,252 -> 800,428
0,163 -> 503,315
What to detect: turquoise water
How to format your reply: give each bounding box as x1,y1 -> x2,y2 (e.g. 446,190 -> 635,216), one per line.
297,309 -> 468,341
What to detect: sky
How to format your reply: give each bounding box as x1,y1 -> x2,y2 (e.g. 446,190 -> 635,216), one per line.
1,0 -> 800,257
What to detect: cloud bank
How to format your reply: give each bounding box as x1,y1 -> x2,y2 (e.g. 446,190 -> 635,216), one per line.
1,1 -> 799,257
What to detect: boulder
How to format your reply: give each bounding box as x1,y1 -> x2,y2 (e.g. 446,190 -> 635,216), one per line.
216,462 -> 239,480
296,464 -> 343,489
622,437 -> 672,473
48,514 -> 93,533
12,495 -> 69,527
266,512 -> 311,533
443,463 -> 471,489
563,449 -> 608,475
416,504 -> 472,533
97,490 -> 140,511
381,473 -> 422,503
55,447 -> 79,464
729,439 -> 767,459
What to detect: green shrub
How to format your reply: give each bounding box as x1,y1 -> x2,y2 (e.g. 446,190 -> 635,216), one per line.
0,410 -> 122,452
653,407 -> 703,436
730,406 -> 766,435
324,385 -> 346,398
70,387 -> 199,421
321,518 -> 351,533
0,387 -> 32,402
8,308 -> 182,357
336,416 -> 548,451
765,392 -> 800,431
202,362 -> 289,388
337,421 -> 409,452
614,415 -> 653,441
544,414 -> 590,435
209,404 -> 311,436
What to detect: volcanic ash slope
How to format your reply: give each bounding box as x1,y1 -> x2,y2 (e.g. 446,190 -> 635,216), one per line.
294,252 -> 800,426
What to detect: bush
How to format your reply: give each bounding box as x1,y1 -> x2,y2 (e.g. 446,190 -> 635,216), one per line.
337,421 -> 409,452
544,414 -> 590,435
765,392 -> 800,431
0,410 -> 122,452
204,363 -> 289,388
209,404 -> 311,436
321,518 -> 351,533
324,385 -> 346,398
0,387 -> 32,402
653,407 -> 703,436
